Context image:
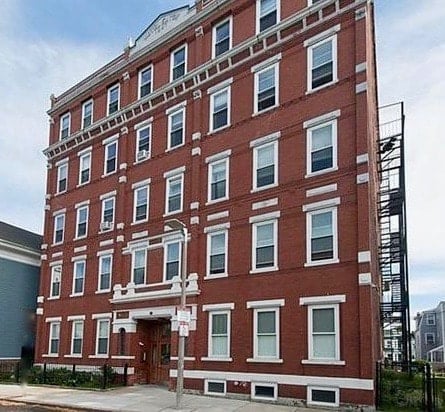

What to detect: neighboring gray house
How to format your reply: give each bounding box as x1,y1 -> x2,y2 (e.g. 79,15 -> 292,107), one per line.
414,302 -> 445,363
0,221 -> 41,362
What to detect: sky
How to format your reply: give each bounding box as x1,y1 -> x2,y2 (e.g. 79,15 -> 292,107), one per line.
0,0 -> 443,320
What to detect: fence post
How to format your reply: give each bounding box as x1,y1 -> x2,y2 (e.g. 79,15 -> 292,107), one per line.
102,364 -> 108,390
124,363 -> 128,386
425,363 -> 433,412
43,363 -> 47,385
72,364 -> 76,387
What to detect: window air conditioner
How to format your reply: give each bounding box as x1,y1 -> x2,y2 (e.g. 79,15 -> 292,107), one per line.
100,221 -> 113,231
137,150 -> 148,161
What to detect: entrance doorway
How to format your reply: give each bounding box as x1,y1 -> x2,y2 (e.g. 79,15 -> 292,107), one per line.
138,319 -> 171,385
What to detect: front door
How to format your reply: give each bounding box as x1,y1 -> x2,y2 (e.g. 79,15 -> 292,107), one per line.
148,320 -> 171,385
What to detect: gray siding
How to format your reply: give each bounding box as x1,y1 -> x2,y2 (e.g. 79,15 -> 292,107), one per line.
0,257 -> 39,358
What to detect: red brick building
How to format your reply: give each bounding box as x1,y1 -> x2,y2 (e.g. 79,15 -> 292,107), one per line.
36,0 -> 381,408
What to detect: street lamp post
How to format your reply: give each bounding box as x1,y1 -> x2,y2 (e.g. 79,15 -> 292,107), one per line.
164,219 -> 188,409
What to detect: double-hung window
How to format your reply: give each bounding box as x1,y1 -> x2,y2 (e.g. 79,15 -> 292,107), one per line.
104,139 -> 118,175
209,311 -> 230,358
56,161 -> 68,194
213,18 -> 232,58
208,157 -> 229,202
53,213 -> 65,245
171,44 -> 187,81
307,34 -> 337,91
133,184 -> 149,223
96,319 -> 110,355
165,169 -> 184,215
107,84 -> 120,115
135,125 -> 151,162
72,260 -> 86,296
59,113 -> 70,140
78,150 -> 91,185
253,61 -> 279,114
75,204 -> 88,239
98,254 -> 112,292
306,207 -> 338,264
165,241 -> 181,282
207,230 -> 228,277
425,333 -> 435,345
252,218 -> 278,271
138,65 -> 153,99
307,119 -> 337,175
210,86 -> 230,132
132,249 -> 146,285
308,304 -> 340,361
71,321 -> 84,355
50,265 -> 62,298
426,313 -> 435,325
49,322 -> 60,355
101,196 -> 115,231
167,107 -> 185,150
256,0 -> 280,33
253,139 -> 278,190
82,99 -> 93,129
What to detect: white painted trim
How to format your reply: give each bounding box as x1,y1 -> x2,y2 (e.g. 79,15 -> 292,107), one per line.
163,165 -> 186,179
207,211 -> 229,221
207,77 -> 233,95
302,359 -> 345,366
202,303 -> 235,311
251,53 -> 282,73
307,385 -> 340,408
358,272 -> 372,285
204,222 -> 230,234
96,248 -> 114,257
302,197 -> 340,212
356,82 -> 368,94
170,43 -> 188,82
92,312 -> 112,319
306,184 -> 337,198
102,133 -> 119,146
52,208 -> 66,216
137,65 -> 153,100
71,254 -> 87,262
74,199 -> 90,208
355,62 -> 367,74
207,309 -> 231,359
0,246 -> 40,267
251,381 -> 278,401
77,146 -> 92,156
304,24 -> 341,47
255,0 -> 281,35
247,299 -> 285,308
206,227 -> 228,279
205,379 -> 227,396
106,84 -> 120,116
357,153 -> 369,164
252,198 -> 278,210
303,110 -> 341,129
253,62 -> 280,115
131,178 -> 151,189
357,173 -> 369,184
207,157 -> 229,204
205,149 -> 232,164
358,251 -> 371,263
165,100 -> 187,115
249,131 -> 281,148
100,190 -> 117,200
45,316 -> 62,323
249,211 -> 281,224
67,315 -> 86,321
300,295 -> 346,305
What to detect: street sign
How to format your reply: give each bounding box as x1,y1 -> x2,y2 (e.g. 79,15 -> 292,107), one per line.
177,309 -> 191,323
179,323 -> 189,337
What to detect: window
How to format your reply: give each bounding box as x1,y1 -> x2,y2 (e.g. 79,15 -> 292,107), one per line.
75,205 -> 88,239
133,185 -> 149,223
205,380 -> 226,396
208,311 -> 230,358
78,151 -> 91,185
307,208 -> 338,264
71,321 -> 84,355
107,84 -> 120,115
307,120 -> 337,175
104,140 -> 118,175
50,265 -> 62,298
309,305 -> 340,361
208,158 -> 229,202
119,328 -> 126,356
101,196 -> 115,231
165,174 -> 183,214
171,44 -> 187,81
132,249 -> 146,285
168,108 -> 185,149
53,213 -> 65,244
252,220 -> 277,271
59,113 -> 70,140
165,241 -> 181,282
207,230 -> 228,276
425,333 -> 435,345
213,18 -> 232,58
253,141 -> 277,190
251,382 -> 277,401
254,308 -> 279,359
56,162 -> 68,194
98,255 -> 112,291
307,386 -> 339,408
136,125 -> 151,162
82,100 -> 93,129
96,319 -> 110,355
426,313 -> 435,325
254,63 -> 278,113
210,87 -> 230,131
308,36 -> 337,91
49,322 -> 60,355
256,0 -> 279,33
138,65 -> 153,99
72,260 -> 86,295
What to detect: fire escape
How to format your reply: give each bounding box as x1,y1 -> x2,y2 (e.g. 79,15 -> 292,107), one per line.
377,102 -> 411,365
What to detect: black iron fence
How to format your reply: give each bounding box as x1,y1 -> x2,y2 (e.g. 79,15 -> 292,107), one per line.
376,361 -> 445,411
0,361 -> 128,389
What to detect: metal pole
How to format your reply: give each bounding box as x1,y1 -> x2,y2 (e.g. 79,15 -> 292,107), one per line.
176,227 -> 188,409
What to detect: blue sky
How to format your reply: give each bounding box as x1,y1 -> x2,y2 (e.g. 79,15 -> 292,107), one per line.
0,0 -> 443,319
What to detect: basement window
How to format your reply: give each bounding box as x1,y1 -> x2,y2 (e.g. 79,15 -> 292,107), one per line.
205,380 -> 226,396
307,386 -> 339,407
251,382 -> 277,401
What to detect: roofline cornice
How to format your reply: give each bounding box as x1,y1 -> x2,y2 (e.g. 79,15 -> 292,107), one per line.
0,239 -> 41,267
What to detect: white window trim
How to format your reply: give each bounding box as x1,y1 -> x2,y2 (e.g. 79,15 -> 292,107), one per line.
425,333 -> 435,345
78,151 -> 91,186
251,382 -> 278,401
75,205 -> 89,240
209,85 -> 231,133
253,62 -> 279,115
132,248 -> 147,285
135,124 -> 152,163
50,265 -> 62,299
133,184 -> 150,224
70,320 -> 84,356
138,64 -> 153,100
306,119 -> 338,177
251,219 -> 278,274
107,84 -> 120,116
212,16 -> 233,59
71,260 -> 86,297
251,307 -> 281,362
103,140 -> 118,176
307,34 -> 338,94
307,385 -> 340,408
252,140 -> 278,192
206,229 -> 228,278
95,318 -> 110,356
207,157 -> 229,204
100,196 -> 116,231
307,303 -> 341,363
53,213 -> 65,245
163,240 -> 182,283
205,379 -> 227,396
59,112 -> 71,140
170,44 -> 188,82
426,313 -> 436,325
48,321 -> 60,355
56,162 -> 68,194
206,310 -> 231,360
305,207 -> 339,266
97,254 -> 113,292
81,99 -> 94,129
255,0 -> 281,34
167,107 -> 186,151
164,173 -> 184,216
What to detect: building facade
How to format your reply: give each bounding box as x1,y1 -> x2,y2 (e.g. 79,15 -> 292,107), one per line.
36,0 -> 381,408
0,222 -> 41,363
414,303 -> 445,364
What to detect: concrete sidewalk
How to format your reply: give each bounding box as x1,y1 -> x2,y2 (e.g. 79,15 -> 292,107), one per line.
0,384 -> 318,412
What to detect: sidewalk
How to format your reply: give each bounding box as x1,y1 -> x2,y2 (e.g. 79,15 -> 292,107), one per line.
0,384 -> 319,412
